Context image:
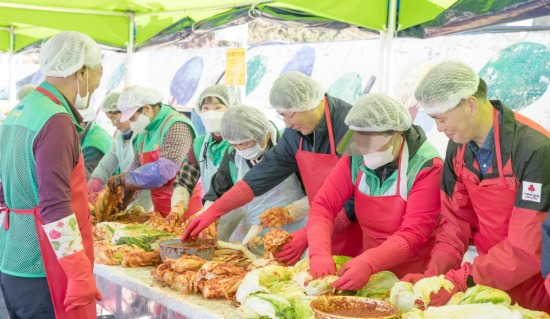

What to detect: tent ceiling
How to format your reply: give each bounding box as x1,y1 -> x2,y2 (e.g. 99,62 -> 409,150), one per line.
0,0 -> 460,52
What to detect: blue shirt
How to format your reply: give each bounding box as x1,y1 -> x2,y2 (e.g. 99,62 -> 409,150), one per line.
468,111 -> 502,175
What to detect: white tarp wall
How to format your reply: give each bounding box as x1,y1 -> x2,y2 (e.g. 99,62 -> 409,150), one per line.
1,30 -> 549,156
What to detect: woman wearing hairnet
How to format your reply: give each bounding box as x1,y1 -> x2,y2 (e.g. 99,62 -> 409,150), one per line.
0,31 -> 102,318
202,105 -> 306,253
107,86 -> 196,216
170,85 -> 238,238
307,93 -> 443,291
87,92 -> 152,210
182,71 -> 363,260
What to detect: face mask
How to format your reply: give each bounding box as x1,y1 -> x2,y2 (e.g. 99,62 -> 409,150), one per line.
362,135 -> 400,169
363,146 -> 395,169
237,143 -> 266,160
74,69 -> 90,110
130,114 -> 150,134
200,110 -> 224,133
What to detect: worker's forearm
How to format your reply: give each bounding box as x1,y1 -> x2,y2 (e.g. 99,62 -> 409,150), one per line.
126,157 -> 179,189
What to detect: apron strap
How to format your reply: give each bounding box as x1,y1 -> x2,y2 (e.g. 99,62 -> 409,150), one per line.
492,108 -> 506,187
395,137 -> 406,197
456,144 -> 466,180
298,97 -> 335,154
35,87 -> 61,105
2,207 -> 35,231
139,113 -> 178,153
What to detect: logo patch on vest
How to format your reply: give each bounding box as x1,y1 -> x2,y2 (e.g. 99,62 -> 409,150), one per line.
522,181 -> 541,203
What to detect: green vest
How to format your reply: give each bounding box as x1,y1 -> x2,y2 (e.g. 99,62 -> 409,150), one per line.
351,140 -> 441,196
0,82 -> 82,277
133,104 -> 196,156
192,134 -> 233,168
81,122 -> 113,155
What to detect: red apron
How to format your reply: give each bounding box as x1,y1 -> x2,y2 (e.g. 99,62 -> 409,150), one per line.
354,138 -> 434,278
139,114 -> 179,217
3,87 -> 96,319
296,98 -> 363,257
455,108 -> 550,311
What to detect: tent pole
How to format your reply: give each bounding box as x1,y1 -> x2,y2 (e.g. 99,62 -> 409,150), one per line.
8,25 -> 15,107
384,0 -> 397,94
377,30 -> 387,93
125,12 -> 135,87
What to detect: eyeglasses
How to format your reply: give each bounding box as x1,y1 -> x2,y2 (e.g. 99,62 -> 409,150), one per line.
276,112 -> 296,122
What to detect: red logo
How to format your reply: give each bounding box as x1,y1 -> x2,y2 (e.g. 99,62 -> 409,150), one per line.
528,184 -> 536,192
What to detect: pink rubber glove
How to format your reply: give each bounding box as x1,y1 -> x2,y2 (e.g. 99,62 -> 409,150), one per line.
310,254 -> 336,278
60,250 -> 102,312
87,178 -> 104,194
181,181 -> 255,241
333,255 -> 374,291
274,228 -> 308,265
403,247 -> 463,284
401,273 -> 426,284
421,263 -> 470,307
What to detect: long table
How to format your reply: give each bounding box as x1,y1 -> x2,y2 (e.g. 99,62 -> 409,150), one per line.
94,264 -> 236,319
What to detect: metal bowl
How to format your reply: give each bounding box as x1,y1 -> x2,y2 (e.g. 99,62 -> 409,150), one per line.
311,296 -> 401,319
158,238 -> 217,261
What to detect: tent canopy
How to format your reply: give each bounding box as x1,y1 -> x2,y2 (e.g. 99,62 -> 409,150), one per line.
0,0 -> 461,52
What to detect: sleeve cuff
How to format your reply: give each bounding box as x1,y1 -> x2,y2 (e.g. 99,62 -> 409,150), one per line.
42,213 -> 83,259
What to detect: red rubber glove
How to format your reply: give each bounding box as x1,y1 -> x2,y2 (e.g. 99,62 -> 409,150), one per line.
87,178 -> 104,194
181,181 -> 255,241
274,228 -> 308,265
421,263 -> 470,307
59,250 -> 102,312
333,255 -> 374,291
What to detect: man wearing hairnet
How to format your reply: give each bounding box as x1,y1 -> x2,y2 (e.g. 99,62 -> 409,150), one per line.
306,93 -> 442,290
402,60 -> 550,312
0,31 -> 102,318
78,104 -> 113,180
87,92 -> 152,210
201,105 -> 306,254
107,86 -> 196,216
182,71 -> 363,262
170,84 -> 237,238
16,84 -> 37,102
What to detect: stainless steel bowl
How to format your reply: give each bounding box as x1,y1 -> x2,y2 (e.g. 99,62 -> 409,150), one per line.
158,238 -> 216,261
311,296 -> 401,319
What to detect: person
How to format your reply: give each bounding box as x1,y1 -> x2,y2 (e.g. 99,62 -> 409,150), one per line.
0,31 -> 102,318
403,60 -> 550,312
305,93 -> 442,290
182,71 -> 363,262
87,92 -> 152,210
107,86 -> 196,216
203,105 -> 307,253
78,105 -> 113,179
17,84 -> 37,101
171,84 -> 237,238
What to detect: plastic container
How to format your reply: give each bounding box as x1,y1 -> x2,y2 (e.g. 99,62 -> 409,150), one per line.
158,238 -> 216,261
310,296 -> 401,319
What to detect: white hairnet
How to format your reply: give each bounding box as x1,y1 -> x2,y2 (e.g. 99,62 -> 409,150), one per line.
195,84 -> 238,113
100,92 -> 121,113
345,93 -> 412,132
221,105 -> 270,144
17,84 -> 37,101
269,71 -> 324,112
414,60 -> 480,115
118,86 -> 163,122
39,31 -> 101,78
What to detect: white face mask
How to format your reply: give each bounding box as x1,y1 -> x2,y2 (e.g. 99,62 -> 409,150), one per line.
130,114 -> 150,134
237,143 -> 266,160
74,69 -> 90,110
363,146 -> 395,169
200,110 -> 224,133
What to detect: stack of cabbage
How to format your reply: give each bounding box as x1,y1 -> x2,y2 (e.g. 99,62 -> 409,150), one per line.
390,277 -> 549,319
232,256 -> 400,319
